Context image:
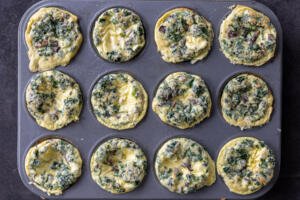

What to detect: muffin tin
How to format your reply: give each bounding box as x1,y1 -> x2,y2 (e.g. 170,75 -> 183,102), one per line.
18,0 -> 282,199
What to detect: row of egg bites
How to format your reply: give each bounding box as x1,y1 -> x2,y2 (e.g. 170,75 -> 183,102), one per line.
24,4 -> 277,197
26,136 -> 275,196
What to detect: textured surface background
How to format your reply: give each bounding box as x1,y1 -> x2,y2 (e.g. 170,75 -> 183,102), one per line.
0,0 -> 299,199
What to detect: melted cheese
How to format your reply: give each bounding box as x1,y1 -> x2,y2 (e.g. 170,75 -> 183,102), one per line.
217,137 -> 275,195
90,138 -> 147,194
25,138 -> 82,195
152,72 -> 211,129
92,8 -> 145,62
91,72 -> 148,130
219,5 -> 277,66
25,70 -> 82,130
154,8 -> 213,64
221,73 -> 273,130
25,7 -> 82,72
155,138 -> 216,194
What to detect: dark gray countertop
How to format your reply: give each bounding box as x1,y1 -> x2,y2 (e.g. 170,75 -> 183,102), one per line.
1,0 -> 299,199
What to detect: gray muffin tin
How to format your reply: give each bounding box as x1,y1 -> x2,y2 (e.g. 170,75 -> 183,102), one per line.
18,0 -> 282,199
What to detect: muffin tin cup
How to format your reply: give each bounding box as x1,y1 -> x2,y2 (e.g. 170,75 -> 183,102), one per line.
88,69 -> 149,129
217,71 -> 276,129
89,7 -> 147,63
88,134 -> 150,194
152,134 -> 216,195
18,0 -> 282,199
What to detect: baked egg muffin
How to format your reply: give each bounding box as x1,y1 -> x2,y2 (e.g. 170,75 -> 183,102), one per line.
25,138 -> 82,195
90,138 -> 147,194
155,137 -> 215,194
25,70 -> 83,131
217,137 -> 275,195
152,72 -> 211,129
220,73 -> 273,130
25,7 -> 82,72
91,72 -> 148,130
92,7 -> 145,62
219,5 -> 277,66
155,8 -> 213,64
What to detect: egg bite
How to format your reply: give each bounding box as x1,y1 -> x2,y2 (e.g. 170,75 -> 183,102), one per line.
91,72 -> 148,130
220,73 -> 273,130
25,70 -> 83,131
217,137 -> 275,195
90,138 -> 147,194
219,5 -> 277,66
154,8 -> 213,64
92,7 -> 145,62
25,138 -> 82,195
152,72 -> 211,129
154,137 -> 216,194
25,7 -> 82,72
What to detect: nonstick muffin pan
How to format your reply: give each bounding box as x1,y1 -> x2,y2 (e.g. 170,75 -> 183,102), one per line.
18,0 -> 282,199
